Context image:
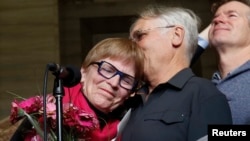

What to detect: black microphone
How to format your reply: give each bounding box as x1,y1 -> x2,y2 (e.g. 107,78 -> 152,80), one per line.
48,63 -> 81,87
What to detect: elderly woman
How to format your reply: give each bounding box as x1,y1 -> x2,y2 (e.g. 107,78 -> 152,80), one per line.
62,37 -> 145,141
10,38 -> 144,141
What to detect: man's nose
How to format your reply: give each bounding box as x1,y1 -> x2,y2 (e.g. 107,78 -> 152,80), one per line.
213,14 -> 226,25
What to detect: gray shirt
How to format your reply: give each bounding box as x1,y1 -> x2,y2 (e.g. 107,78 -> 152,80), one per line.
212,60 -> 250,124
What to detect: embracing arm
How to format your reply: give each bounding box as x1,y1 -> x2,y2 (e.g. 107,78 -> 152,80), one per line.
191,24 -> 211,66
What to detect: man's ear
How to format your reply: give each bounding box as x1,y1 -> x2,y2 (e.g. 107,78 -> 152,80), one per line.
172,26 -> 184,47
80,68 -> 86,83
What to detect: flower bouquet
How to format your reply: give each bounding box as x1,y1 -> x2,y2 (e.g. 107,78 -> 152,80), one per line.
9,92 -> 99,141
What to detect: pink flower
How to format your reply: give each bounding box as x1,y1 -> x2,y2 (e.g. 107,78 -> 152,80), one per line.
46,103 -> 56,119
10,96 -> 42,124
77,110 -> 99,129
10,94 -> 99,140
24,130 -> 43,141
62,103 -> 99,138
19,96 -> 42,113
39,94 -> 56,120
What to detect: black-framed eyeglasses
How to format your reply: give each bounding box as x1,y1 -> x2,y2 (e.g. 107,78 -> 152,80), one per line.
90,61 -> 137,91
130,25 -> 176,42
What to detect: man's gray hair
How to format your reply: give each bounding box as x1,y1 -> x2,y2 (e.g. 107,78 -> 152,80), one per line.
130,5 -> 201,60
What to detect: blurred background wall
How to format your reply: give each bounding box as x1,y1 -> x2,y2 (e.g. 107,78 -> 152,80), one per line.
0,0 -> 59,119
0,0 -> 216,119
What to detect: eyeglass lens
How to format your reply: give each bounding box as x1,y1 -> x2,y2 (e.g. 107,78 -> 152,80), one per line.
131,25 -> 175,42
94,61 -> 136,90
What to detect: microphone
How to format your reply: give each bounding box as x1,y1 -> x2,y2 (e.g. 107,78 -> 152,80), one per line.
47,63 -> 81,87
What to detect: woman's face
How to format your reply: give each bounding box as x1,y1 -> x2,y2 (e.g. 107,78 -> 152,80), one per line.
81,58 -> 136,113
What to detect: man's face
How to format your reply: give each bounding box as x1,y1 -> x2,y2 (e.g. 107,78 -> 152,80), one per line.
130,18 -> 175,76
209,1 -> 250,49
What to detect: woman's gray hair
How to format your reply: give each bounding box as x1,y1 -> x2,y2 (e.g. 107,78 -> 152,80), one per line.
130,5 -> 201,60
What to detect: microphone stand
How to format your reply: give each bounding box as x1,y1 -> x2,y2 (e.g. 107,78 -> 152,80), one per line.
48,63 -> 81,141
53,76 -> 64,141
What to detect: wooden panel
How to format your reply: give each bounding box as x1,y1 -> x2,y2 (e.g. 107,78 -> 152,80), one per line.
0,0 -> 59,120
0,0 -> 56,8
0,7 -> 58,24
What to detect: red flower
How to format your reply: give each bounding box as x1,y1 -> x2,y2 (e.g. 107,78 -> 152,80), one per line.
62,103 -> 99,138
19,96 -> 42,113
10,94 -> 98,140
10,96 -> 42,124
24,130 -> 43,141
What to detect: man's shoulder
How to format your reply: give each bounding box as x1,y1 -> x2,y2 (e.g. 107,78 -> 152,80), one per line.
189,76 -> 217,87
188,76 -> 226,98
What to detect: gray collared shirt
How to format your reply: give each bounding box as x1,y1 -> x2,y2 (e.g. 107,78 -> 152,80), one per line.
212,60 -> 250,124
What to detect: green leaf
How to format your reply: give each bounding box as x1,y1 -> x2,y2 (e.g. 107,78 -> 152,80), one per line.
17,108 -> 25,117
23,111 -> 44,139
6,90 -> 26,100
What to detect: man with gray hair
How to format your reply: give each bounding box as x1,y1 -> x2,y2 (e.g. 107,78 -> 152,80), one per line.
121,5 -> 232,141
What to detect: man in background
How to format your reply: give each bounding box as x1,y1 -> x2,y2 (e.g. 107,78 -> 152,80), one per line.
208,0 -> 250,124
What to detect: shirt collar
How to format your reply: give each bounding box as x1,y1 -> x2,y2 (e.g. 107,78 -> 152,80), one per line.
212,60 -> 250,81
167,68 -> 195,89
137,68 -> 195,94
